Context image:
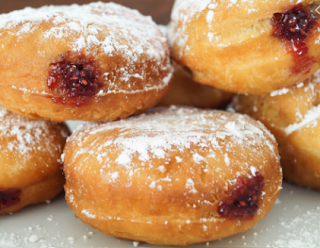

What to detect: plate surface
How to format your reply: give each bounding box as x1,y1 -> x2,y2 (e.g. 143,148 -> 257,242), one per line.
1,121 -> 320,248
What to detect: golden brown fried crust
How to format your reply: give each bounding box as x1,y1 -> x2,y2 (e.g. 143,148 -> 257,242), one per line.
233,73 -> 320,190
0,173 -> 65,214
0,107 -> 70,214
169,0 -> 320,95
0,3 -> 172,122
0,84 -> 169,122
64,107 -> 282,245
157,63 -> 234,109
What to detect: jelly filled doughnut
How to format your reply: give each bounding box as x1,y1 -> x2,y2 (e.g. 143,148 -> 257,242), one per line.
234,70 -> 320,190
0,106 -> 69,214
168,0 -> 320,95
64,106 -> 282,245
0,2 -> 172,122
157,63 -> 234,108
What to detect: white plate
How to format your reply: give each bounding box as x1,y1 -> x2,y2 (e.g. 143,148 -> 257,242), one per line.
1,121 -> 320,248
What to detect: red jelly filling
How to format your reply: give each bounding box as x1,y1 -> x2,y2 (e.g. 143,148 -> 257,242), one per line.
0,189 -> 21,210
272,4 -> 318,74
47,52 -> 103,106
218,172 -> 264,218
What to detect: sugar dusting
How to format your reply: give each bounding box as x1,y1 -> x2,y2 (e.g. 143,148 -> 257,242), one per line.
240,69 -> 320,136
1,182 -> 319,247
133,241 -> 140,247
0,105 -> 67,163
0,2 -> 173,95
64,106 -> 280,226
168,0 -> 253,54
168,0 -> 309,57
68,106 -> 278,172
271,208 -> 320,247
285,104 -> 320,134
270,82 -> 305,97
62,106 -> 283,236
271,70 -> 320,135
270,87 -> 291,97
1,117 -> 319,247
168,0 -> 210,56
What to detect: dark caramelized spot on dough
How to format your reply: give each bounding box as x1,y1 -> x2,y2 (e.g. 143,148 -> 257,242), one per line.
218,172 -> 264,218
47,51 -> 103,106
0,189 -> 21,210
272,4 -> 318,74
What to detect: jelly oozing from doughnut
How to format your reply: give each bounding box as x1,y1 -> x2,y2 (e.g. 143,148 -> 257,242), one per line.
218,172 -> 264,218
0,2 -> 172,121
0,189 -> 21,210
64,107 -> 281,245
47,52 -> 103,106
272,4 -> 318,74
273,4 -> 316,41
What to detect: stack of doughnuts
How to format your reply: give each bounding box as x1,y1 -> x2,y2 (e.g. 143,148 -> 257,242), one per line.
0,2 -> 172,214
52,1 -> 282,246
168,0 -> 320,191
1,1 -> 288,246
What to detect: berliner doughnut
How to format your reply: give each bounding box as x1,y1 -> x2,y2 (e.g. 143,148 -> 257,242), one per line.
0,105 -> 69,214
157,63 -> 234,108
63,106 -> 282,245
234,70 -> 320,190
0,2 -> 172,122
168,0 -> 320,95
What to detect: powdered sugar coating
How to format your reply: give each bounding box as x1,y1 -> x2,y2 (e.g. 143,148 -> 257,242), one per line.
235,69 -> 320,136
284,77 -> 320,134
285,104 -> 320,134
271,70 -> 320,135
168,0 -> 211,54
0,105 -> 68,186
66,106 -> 278,185
64,107 -> 282,244
0,2 -> 172,94
0,106 -> 63,155
168,0 -> 310,57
